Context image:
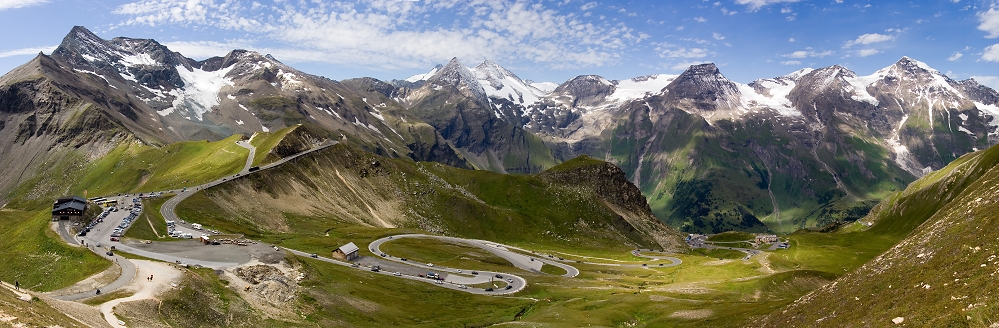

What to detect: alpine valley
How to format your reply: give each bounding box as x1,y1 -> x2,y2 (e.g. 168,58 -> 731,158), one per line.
3,26 -> 999,327
4,27 -> 999,234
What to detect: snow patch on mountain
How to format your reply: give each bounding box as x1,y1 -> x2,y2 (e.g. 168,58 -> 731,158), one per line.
406,65 -> 441,82
530,81 -> 558,93
606,74 -> 677,103
472,60 -> 547,108
844,74 -> 881,106
120,53 -> 158,67
975,102 -> 999,134
159,65 -> 235,120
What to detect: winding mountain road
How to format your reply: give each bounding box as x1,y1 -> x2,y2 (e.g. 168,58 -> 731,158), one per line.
52,136 -> 689,301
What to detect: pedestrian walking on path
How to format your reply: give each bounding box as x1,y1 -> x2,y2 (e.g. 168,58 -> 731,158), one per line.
96,289 -> 100,295
14,281 -> 18,290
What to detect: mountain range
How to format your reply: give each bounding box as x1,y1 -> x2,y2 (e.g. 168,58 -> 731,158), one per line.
3,26 -> 999,234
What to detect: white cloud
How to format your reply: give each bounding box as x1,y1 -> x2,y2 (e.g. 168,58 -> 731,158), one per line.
656,44 -> 710,59
0,45 -> 56,58
712,32 -> 725,40
788,37 -> 795,42
782,48 -> 833,58
781,7 -> 792,14
983,44 -> 999,62
780,60 -> 801,65
721,8 -> 737,15
979,7 -> 999,38
857,49 -> 881,57
971,75 -> 999,90
694,16 -> 707,23
580,2 -> 597,10
113,0 -> 643,70
844,33 -> 895,47
676,25 -> 685,31
734,0 -> 799,12
947,52 -> 963,61
0,0 -> 49,10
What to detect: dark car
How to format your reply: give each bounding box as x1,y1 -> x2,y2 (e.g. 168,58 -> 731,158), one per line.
484,288 -> 493,291
505,285 -> 513,290
400,258 -> 407,261
495,274 -> 503,278
106,251 -> 114,256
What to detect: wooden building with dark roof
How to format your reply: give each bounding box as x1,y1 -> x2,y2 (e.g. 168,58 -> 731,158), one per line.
52,196 -> 88,221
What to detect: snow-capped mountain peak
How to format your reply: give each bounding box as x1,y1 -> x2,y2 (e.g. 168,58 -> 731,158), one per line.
470,60 -> 547,108
406,64 -> 443,83
424,57 -> 489,103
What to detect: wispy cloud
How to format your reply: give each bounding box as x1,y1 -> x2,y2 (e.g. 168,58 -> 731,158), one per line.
0,0 -> 49,11
0,45 -> 56,58
782,48 -> 833,58
734,0 -> 799,12
857,49 -> 881,57
113,0 -> 643,70
947,52 -> 963,61
656,43 -> 711,59
780,60 -> 801,65
844,33 -> 895,47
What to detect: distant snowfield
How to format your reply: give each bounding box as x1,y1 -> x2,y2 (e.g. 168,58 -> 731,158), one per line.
159,65 -> 235,119
606,74 -> 676,104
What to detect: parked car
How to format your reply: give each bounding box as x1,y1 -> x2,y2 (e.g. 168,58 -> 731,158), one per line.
393,272 -> 401,276
485,287 -> 493,291
505,285 -> 513,290
310,253 -> 318,258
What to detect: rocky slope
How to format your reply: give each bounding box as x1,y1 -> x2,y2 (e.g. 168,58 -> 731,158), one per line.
755,143 -> 999,327
0,26 -> 467,203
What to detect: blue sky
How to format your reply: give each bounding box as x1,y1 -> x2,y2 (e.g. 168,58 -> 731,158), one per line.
2,0 -> 998,88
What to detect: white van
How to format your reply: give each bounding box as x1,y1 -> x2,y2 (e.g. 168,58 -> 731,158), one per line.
192,223 -> 202,230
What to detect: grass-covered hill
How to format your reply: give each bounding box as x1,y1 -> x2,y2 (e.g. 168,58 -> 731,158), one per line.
176,144 -> 687,253
756,143 -> 999,327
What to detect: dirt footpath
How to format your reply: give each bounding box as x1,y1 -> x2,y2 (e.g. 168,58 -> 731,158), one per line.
99,260 -> 183,327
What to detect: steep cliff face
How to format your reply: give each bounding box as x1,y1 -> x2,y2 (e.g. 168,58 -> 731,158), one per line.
540,156 -> 687,251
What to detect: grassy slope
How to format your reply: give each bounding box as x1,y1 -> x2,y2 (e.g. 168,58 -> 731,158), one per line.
124,196 -> 170,241
1,136 -> 248,292
0,286 -> 88,327
249,125 -> 298,166
757,144 -> 999,327
10,135 -> 248,210
175,143 -> 681,256
0,209 -> 110,291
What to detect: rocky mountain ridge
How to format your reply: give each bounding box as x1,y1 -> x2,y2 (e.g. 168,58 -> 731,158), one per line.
401,56 -> 999,233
